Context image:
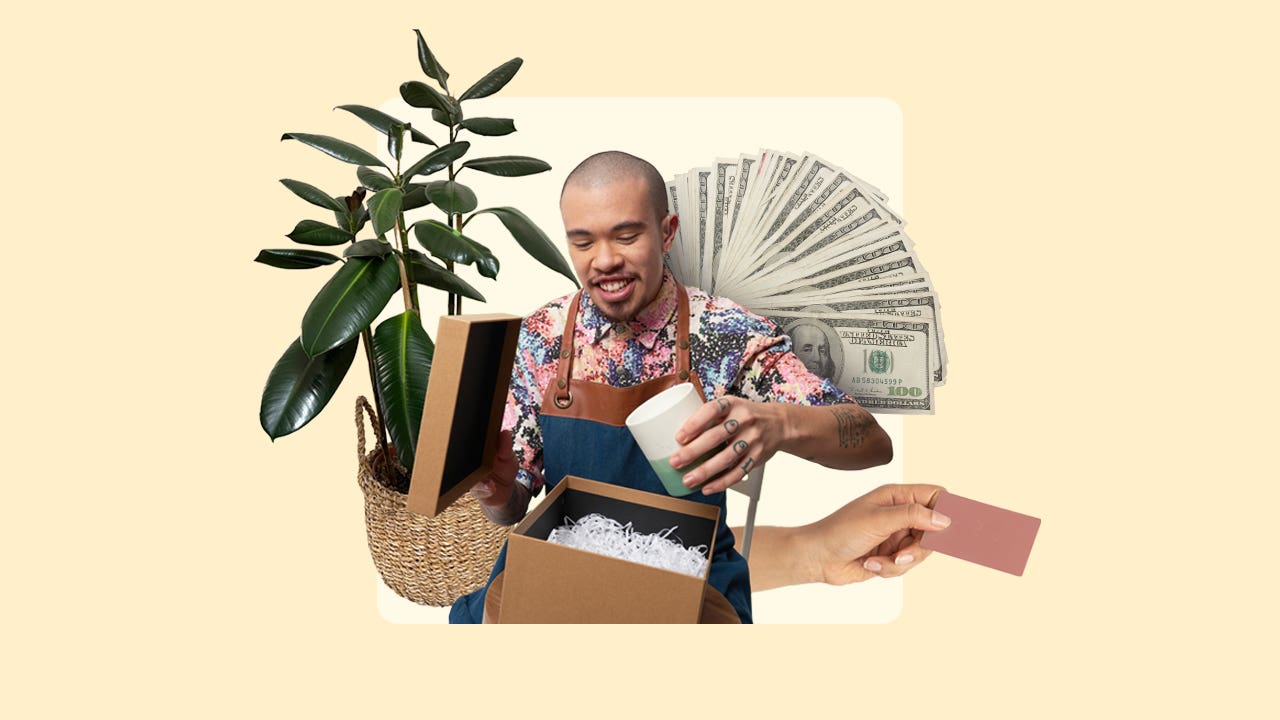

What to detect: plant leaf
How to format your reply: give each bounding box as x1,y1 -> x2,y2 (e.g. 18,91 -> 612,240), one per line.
260,336 -> 358,440
459,117 -> 516,136
402,141 -> 469,181
402,185 -> 431,211
460,155 -> 551,177
343,239 -> 394,259
337,205 -> 370,235
254,249 -> 342,269
369,187 -> 404,237
300,256 -> 402,356
280,179 -> 346,212
412,29 -> 449,87
458,58 -> 522,102
388,123 -> 406,161
472,207 -> 578,286
281,132 -> 386,168
287,220 -> 355,246
400,81 -> 451,114
357,166 -> 394,191
424,180 -> 477,214
334,104 -> 435,145
372,311 -> 435,470
412,219 -> 498,278
408,251 -> 486,302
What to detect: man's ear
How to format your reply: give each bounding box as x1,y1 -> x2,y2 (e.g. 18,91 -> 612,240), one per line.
660,214 -> 678,253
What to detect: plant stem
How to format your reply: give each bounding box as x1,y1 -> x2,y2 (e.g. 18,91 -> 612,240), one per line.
393,251 -> 414,312
447,124 -> 462,316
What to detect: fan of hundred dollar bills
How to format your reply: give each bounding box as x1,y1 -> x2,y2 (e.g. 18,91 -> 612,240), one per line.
664,150 -> 947,414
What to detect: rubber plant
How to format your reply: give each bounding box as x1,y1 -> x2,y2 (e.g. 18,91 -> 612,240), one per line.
257,30 -> 577,481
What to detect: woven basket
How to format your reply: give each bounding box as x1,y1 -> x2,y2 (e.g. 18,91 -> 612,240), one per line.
355,396 -> 510,606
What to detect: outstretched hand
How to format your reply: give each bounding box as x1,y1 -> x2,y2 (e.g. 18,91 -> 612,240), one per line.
805,483 -> 948,585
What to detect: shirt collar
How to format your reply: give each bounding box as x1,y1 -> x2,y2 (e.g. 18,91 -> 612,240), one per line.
579,269 -> 679,350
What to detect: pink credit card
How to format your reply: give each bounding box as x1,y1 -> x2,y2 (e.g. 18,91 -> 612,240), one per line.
920,491 -> 1041,576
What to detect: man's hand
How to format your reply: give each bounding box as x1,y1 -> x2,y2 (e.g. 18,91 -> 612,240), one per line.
669,396 -> 785,495
804,483 -> 948,585
470,429 -> 529,526
669,396 -> 891,496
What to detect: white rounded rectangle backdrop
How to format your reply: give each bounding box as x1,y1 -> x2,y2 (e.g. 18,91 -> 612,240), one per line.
373,97 -> 907,624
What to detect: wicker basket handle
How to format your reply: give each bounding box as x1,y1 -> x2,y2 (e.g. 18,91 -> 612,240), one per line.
355,396 -> 385,459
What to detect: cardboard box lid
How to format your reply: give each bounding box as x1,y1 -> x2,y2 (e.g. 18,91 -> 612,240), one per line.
406,313 -> 522,517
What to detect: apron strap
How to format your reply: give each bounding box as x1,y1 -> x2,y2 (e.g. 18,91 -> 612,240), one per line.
674,283 -> 692,383
552,292 -> 582,409
551,281 -> 694,409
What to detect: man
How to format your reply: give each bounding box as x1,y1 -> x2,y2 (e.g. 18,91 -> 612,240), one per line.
452,151 -> 934,623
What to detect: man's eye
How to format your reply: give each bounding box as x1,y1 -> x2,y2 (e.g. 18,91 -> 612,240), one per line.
618,235 -> 638,242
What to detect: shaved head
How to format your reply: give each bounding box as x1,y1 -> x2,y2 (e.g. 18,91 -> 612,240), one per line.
561,151 -> 668,224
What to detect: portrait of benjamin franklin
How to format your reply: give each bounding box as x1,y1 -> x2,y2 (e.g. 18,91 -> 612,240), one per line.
783,318 -> 843,384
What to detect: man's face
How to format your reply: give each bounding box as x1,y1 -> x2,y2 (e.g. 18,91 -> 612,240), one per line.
793,325 -> 832,376
560,177 -> 676,322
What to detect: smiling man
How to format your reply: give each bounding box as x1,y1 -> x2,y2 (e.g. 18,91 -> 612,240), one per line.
450,151 -> 901,624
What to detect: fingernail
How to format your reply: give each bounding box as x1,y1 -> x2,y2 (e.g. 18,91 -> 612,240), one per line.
683,474 -> 696,487
895,553 -> 914,565
863,559 -> 882,572
669,456 -> 681,468
932,511 -> 951,528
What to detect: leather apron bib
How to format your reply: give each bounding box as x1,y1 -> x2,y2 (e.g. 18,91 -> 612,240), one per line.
450,285 -> 752,623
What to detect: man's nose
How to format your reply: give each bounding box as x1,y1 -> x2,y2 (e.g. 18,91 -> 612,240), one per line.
592,241 -> 622,271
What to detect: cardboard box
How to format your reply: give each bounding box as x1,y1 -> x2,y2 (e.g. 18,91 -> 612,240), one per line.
500,476 -> 720,624
406,314 -> 522,517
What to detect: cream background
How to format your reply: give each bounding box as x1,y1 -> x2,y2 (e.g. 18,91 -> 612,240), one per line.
4,1 -> 1276,717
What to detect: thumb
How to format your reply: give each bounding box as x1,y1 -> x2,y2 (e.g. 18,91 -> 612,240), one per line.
496,429 -> 515,462
492,429 -> 517,480
873,502 -> 951,537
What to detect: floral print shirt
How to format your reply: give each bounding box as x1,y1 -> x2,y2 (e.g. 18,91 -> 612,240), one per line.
503,269 -> 852,495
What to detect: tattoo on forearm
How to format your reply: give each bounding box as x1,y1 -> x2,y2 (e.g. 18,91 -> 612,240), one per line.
732,440 -> 748,455
830,406 -> 870,449
723,418 -> 739,435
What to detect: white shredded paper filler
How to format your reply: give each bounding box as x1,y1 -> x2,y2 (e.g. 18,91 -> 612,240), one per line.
546,513 -> 709,578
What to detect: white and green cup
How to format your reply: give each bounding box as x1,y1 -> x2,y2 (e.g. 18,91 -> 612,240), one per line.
626,383 -> 715,497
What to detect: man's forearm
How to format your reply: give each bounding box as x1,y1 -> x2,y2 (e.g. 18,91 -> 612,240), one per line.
778,402 -> 892,470
479,480 -> 531,526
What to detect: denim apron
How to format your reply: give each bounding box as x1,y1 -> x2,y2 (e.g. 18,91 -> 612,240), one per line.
449,284 -> 752,623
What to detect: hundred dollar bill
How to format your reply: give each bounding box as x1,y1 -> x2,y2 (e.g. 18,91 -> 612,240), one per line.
710,159 -> 739,294
764,234 -> 917,294
684,168 -> 712,289
766,295 -> 948,385
727,152 -> 761,241
665,179 -> 688,280
724,151 -> 798,280
768,314 -> 935,414
728,189 -> 891,291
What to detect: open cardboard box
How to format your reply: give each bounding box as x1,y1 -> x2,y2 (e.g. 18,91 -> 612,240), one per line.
500,475 -> 720,624
406,313 -> 522,517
